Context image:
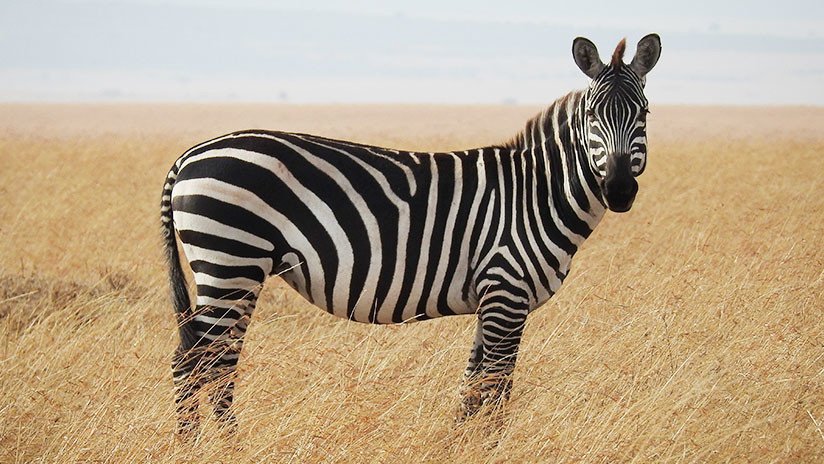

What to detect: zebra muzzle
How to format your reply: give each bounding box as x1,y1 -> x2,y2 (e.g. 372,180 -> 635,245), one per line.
603,155 -> 638,212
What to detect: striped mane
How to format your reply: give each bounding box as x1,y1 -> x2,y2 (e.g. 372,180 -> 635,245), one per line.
498,90 -> 583,151
612,38 -> 626,67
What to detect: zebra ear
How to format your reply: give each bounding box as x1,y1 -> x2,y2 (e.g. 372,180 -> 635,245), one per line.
572,37 -> 605,80
629,33 -> 661,78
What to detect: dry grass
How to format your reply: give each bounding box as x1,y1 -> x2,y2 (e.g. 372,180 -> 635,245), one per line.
0,103 -> 822,463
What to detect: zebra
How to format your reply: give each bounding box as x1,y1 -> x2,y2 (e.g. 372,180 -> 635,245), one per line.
160,34 -> 661,437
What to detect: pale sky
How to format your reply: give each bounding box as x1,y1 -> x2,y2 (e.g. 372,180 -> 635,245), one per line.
1,0 -> 823,104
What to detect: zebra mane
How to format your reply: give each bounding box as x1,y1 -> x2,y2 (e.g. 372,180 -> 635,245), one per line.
612,38 -> 627,67
497,90 -> 584,151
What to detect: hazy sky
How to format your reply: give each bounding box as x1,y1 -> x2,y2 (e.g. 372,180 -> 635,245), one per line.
1,0 -> 823,104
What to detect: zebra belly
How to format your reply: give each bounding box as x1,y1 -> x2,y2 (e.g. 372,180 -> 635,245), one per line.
278,270 -> 475,324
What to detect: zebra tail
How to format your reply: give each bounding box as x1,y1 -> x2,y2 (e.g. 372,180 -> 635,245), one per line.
161,164 -> 198,353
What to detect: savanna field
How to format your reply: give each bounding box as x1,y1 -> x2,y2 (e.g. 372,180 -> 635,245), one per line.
0,103 -> 822,463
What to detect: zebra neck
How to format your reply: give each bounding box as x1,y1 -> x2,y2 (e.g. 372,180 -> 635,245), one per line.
503,92 -> 606,239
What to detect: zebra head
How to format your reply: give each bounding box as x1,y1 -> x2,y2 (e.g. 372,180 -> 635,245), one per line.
572,34 -> 661,212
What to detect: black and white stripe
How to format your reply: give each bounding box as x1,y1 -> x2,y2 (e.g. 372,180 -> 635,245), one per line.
162,34 -> 661,436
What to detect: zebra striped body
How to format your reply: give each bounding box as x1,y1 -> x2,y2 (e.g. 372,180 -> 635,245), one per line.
163,34 -> 661,437
170,109 -> 600,323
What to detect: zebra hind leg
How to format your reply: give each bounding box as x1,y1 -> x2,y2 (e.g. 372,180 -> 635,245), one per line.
173,279 -> 262,438
172,338 -> 204,439
206,290 -> 259,433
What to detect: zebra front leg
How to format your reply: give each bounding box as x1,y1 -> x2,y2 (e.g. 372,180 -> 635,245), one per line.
458,295 -> 527,423
457,317 -> 485,421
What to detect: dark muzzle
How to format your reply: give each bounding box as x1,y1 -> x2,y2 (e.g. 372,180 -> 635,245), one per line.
603,154 -> 638,213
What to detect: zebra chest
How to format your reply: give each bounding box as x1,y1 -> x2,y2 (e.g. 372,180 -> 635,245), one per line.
515,249 -> 575,311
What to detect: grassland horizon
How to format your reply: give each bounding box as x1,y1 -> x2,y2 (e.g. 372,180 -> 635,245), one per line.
0,103 -> 822,462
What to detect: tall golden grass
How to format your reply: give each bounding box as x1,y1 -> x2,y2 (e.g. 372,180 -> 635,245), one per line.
0,103 -> 822,462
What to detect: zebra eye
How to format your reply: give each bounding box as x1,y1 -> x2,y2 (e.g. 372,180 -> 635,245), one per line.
586,109 -> 597,120
639,108 -> 650,121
